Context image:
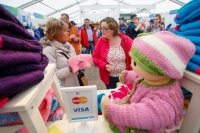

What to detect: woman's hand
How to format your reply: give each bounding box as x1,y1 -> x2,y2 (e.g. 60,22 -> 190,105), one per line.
106,64 -> 114,72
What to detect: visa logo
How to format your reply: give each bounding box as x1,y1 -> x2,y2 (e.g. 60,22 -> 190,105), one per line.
73,107 -> 89,112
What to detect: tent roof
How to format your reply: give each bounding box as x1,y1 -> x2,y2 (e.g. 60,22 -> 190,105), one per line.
0,0 -> 190,25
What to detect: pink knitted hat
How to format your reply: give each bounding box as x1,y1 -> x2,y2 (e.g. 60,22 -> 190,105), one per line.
129,31 -> 195,79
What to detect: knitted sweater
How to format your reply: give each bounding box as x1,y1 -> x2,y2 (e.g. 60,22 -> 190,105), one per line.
105,71 -> 183,133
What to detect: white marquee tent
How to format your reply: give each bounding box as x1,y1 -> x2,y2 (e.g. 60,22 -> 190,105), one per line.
0,0 -> 190,25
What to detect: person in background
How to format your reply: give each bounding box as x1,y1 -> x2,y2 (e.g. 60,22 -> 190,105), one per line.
80,18 -> 98,55
93,17 -> 133,89
148,19 -> 154,27
146,14 -> 163,33
60,13 -> 81,55
40,18 -> 79,87
31,26 -> 41,41
126,21 -> 130,27
38,24 -> 45,37
70,20 -> 77,26
97,27 -> 103,39
126,14 -> 145,40
119,17 -> 127,34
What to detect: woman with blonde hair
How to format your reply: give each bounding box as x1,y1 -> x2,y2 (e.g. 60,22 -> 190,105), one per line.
40,18 -> 79,87
93,17 -> 133,89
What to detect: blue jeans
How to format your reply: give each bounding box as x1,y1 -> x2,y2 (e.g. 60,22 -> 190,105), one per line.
81,47 -> 87,54
106,76 -> 119,89
86,42 -> 94,54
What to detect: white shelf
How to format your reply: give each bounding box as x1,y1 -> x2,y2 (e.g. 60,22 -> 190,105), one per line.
0,64 -> 65,133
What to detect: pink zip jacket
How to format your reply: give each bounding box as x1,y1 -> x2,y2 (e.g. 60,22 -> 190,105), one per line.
93,33 -> 133,85
105,70 -> 183,133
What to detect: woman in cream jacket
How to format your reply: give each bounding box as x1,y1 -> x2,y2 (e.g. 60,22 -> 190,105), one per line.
40,18 -> 79,87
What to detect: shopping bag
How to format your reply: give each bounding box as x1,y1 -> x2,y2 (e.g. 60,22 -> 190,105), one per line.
77,70 -> 88,86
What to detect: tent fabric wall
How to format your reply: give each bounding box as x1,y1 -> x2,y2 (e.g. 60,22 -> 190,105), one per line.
0,0 -> 189,26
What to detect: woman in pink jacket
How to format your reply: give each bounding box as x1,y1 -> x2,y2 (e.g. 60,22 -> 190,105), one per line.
93,17 -> 133,89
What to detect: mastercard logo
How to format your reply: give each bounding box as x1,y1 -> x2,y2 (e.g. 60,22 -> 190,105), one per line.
72,96 -> 88,104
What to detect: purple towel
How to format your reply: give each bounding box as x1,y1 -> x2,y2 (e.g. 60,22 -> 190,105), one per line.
0,70 -> 44,98
0,50 -> 42,69
0,33 -> 42,52
0,54 -> 48,77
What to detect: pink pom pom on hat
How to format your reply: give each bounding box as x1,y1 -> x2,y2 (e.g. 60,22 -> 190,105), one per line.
129,31 -> 195,79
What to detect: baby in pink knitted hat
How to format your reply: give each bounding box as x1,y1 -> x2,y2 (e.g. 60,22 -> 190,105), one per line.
101,31 -> 195,133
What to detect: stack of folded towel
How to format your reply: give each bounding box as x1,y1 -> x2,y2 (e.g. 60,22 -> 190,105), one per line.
0,4 -> 48,107
173,0 -> 200,75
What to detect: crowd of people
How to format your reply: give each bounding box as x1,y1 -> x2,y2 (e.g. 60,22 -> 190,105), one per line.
30,13 -> 171,89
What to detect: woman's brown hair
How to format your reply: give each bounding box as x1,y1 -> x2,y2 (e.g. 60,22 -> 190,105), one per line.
100,17 -> 119,37
46,18 -> 68,41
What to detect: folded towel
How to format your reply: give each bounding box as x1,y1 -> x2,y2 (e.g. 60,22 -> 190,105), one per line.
0,54 -> 48,77
48,107 -> 63,122
0,33 -> 42,52
0,112 -> 22,127
182,87 -> 192,98
180,20 -> 200,31
0,97 -> 9,108
174,29 -> 200,36
196,46 -> 200,55
186,61 -> 200,74
97,93 -> 105,114
173,35 -> 200,46
0,50 -> 42,70
0,70 -> 44,98
190,54 -> 200,66
174,0 -> 200,24
0,88 -> 63,129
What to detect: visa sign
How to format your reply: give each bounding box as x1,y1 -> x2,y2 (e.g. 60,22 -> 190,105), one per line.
72,96 -> 88,104
73,107 -> 89,112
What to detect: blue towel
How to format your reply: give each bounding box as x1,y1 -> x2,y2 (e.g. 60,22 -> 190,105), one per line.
175,35 -> 200,46
174,29 -> 200,36
196,46 -> 200,55
190,55 -> 200,66
181,87 -> 192,98
186,61 -> 200,72
180,20 -> 200,31
174,0 -> 200,24
97,93 -> 105,114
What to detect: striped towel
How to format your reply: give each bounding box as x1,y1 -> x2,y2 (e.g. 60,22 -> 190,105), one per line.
0,88 -> 63,133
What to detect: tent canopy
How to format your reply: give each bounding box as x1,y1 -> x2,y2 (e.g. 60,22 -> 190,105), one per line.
0,0 -> 190,25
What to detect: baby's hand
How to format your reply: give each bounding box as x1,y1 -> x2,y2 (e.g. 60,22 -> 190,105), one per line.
130,130 -> 136,133
101,96 -> 111,116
